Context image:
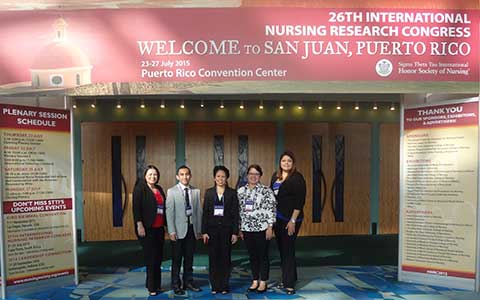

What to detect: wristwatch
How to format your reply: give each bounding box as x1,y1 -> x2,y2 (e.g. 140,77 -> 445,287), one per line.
290,218 -> 296,224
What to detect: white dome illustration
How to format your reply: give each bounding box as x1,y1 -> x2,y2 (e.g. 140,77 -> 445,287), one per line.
30,18 -> 92,89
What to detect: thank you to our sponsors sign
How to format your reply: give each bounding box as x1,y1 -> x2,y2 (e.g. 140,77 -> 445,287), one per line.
400,99 -> 479,290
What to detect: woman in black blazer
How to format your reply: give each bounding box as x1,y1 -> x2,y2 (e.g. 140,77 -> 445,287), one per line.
133,165 -> 166,296
270,151 -> 306,295
202,166 -> 240,295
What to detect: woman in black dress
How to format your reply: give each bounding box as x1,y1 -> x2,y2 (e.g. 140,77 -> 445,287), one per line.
270,151 -> 306,295
133,165 -> 166,296
202,166 -> 240,295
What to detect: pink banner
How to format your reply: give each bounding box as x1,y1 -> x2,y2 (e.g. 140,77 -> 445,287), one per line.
0,8 -> 477,89
404,101 -> 478,130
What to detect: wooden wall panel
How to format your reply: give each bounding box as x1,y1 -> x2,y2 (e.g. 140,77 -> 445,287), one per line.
185,122 -> 233,201
231,123 -> 276,188
82,120 -> 395,240
82,123 -> 132,241
128,123 -> 177,190
82,122 -> 176,241
185,122 -> 276,202
379,123 -> 400,234
285,122 -> 371,236
334,123 -> 371,234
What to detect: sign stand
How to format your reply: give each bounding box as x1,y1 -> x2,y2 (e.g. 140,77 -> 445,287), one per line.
0,104 -> 77,298
399,97 -> 479,291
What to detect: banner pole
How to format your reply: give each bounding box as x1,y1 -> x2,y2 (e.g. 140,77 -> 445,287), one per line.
68,96 -> 79,285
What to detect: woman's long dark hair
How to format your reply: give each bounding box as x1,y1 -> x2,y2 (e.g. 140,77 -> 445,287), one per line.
135,164 -> 160,188
276,150 -> 297,180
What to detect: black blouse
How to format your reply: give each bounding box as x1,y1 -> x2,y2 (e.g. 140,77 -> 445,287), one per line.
201,186 -> 240,235
132,181 -> 166,235
270,171 -> 306,221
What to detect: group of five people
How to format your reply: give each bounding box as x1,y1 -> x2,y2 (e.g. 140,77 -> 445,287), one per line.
133,150 -> 306,296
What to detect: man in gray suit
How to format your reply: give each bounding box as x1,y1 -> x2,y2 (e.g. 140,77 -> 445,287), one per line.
166,165 -> 203,295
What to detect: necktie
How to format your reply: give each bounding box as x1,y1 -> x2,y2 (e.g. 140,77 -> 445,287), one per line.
184,188 -> 191,224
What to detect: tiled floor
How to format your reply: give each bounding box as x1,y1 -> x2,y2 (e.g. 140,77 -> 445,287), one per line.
8,265 -> 480,300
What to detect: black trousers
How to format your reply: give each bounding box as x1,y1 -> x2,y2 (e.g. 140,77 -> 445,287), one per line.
171,224 -> 196,288
207,226 -> 233,291
274,219 -> 302,289
139,227 -> 165,292
243,230 -> 270,281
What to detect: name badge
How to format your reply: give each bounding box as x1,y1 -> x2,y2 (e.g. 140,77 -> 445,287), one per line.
245,199 -> 254,212
185,204 -> 192,217
214,205 -> 224,216
157,204 -> 164,215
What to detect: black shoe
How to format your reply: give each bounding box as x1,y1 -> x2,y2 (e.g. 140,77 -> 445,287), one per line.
148,291 -> 158,296
286,288 -> 296,295
184,282 -> 202,292
173,287 -> 185,295
256,287 -> 267,294
221,290 -> 229,295
247,281 -> 259,292
277,282 -> 284,289
247,286 -> 257,292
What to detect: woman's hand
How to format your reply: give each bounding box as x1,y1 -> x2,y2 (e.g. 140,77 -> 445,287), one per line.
286,221 -> 296,236
231,234 -> 238,244
266,226 -> 273,240
239,231 -> 244,240
202,234 -> 209,245
137,223 -> 146,237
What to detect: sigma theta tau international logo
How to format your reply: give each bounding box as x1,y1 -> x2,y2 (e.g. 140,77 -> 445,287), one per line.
375,59 -> 393,77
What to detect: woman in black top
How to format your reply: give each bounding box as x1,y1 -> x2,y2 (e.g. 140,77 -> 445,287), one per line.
202,166 -> 240,295
133,165 -> 166,296
270,151 -> 306,295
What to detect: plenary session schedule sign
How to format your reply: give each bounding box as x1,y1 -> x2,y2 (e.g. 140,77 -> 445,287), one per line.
400,99 -> 479,290
0,104 -> 75,288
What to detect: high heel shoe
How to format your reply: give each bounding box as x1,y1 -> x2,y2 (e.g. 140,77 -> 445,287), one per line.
247,281 -> 258,292
256,282 -> 267,293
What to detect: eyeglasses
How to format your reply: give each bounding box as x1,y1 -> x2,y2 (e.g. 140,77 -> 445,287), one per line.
247,173 -> 261,176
